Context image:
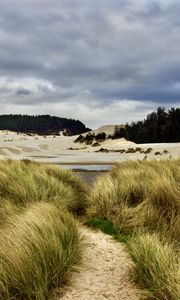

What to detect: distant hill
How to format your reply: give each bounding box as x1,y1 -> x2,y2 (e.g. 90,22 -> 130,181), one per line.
0,114 -> 90,136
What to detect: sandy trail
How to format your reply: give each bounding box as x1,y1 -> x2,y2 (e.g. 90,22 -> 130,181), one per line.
56,227 -> 143,300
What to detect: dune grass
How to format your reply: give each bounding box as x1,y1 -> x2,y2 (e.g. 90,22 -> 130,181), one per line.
88,159 -> 180,243
0,159 -> 87,218
129,234 -> 180,300
0,159 -> 87,299
0,202 -> 83,299
87,159 -> 180,300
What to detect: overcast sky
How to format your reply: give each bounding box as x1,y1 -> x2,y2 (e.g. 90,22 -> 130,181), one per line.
0,0 -> 179,128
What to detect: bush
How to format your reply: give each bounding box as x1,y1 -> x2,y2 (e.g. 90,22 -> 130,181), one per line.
155,151 -> 161,155
95,132 -> 106,141
92,142 -> 100,147
74,134 -> 85,143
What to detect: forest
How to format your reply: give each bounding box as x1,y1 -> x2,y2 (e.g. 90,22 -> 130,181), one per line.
0,114 -> 90,135
113,107 -> 180,143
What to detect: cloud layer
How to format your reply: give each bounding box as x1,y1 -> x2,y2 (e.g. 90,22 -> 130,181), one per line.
0,0 -> 179,127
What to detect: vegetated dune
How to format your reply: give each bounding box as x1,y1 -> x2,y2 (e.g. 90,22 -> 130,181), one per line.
0,159 -> 145,300
1,157 -> 179,299
87,159 -> 180,300
0,203 -> 83,299
0,159 -> 87,216
0,159 -> 87,299
0,130 -> 179,164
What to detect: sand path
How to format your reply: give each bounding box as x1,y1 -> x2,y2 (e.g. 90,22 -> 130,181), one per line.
57,227 -> 143,300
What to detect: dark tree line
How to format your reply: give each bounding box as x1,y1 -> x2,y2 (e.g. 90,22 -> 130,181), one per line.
113,107 -> 180,143
0,114 -> 90,135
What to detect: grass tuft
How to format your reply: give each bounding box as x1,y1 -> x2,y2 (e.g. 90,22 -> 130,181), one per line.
0,159 -> 87,299
0,159 -> 87,217
87,159 -> 180,299
0,203 -> 83,299
88,159 -> 180,243
129,233 -> 180,300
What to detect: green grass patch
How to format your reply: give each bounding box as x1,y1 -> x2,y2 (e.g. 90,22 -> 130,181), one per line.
87,218 -> 128,243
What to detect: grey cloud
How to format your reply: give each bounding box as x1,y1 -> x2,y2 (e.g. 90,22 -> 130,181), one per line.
16,89 -> 32,96
0,0 -> 179,127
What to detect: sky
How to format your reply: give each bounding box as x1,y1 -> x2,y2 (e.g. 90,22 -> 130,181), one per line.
0,0 -> 179,128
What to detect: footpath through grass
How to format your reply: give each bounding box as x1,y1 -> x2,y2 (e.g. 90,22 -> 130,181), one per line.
86,159 -> 180,300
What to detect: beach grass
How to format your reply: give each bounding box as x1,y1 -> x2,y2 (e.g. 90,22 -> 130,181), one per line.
0,159 -> 86,299
88,159 -> 180,242
87,158 -> 180,299
0,202 -> 83,299
129,233 -> 180,300
0,159 -> 87,218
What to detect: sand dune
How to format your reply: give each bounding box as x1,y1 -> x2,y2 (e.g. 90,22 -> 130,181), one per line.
0,130 -> 179,164
91,125 -> 116,135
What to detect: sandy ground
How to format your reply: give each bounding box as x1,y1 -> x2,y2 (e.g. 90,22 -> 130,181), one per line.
0,130 -> 179,164
53,227 -> 143,300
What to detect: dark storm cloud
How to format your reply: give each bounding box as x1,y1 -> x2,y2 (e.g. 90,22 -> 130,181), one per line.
0,0 -> 179,126
16,89 -> 32,96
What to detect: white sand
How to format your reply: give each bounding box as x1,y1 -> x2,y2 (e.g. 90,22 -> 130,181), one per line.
0,130 -> 179,164
53,227 -> 144,300
90,125 -> 117,135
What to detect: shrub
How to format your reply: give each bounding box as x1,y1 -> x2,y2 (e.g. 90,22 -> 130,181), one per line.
92,142 -> 100,147
143,147 -> 152,154
95,132 -> 106,141
125,148 -> 136,153
155,151 -> 161,155
163,149 -> 169,154
74,134 -> 85,143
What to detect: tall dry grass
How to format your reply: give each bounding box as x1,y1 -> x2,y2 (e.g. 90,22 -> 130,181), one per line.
0,159 -> 87,299
87,159 -> 180,299
129,234 -> 180,300
88,159 -> 180,243
0,159 -> 87,217
0,202 -> 83,299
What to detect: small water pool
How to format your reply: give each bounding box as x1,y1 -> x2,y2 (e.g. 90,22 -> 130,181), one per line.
58,164 -> 113,171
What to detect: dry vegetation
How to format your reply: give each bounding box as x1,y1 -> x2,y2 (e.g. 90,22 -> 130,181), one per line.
87,159 -> 180,300
0,159 -> 87,217
1,158 -> 180,299
0,159 -> 87,299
